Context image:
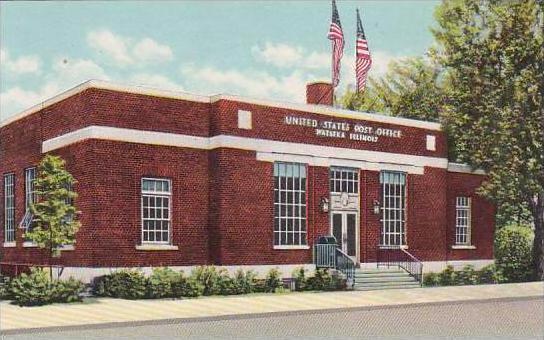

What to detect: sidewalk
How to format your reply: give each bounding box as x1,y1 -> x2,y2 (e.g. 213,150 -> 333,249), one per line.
1,282 -> 542,332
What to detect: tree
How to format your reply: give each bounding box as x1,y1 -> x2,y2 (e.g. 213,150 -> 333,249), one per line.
432,0 -> 544,279
25,154 -> 81,279
338,57 -> 446,122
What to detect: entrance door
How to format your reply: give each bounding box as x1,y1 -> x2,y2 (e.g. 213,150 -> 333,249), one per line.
331,211 -> 358,261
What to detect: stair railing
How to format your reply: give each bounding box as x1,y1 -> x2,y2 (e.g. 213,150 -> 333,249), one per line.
313,241 -> 356,288
377,246 -> 423,286
335,248 -> 356,288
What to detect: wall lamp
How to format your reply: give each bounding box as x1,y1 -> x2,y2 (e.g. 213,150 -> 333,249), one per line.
373,200 -> 381,215
320,197 -> 329,213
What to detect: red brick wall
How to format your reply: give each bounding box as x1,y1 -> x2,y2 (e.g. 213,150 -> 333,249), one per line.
0,86 -> 495,269
447,172 -> 495,260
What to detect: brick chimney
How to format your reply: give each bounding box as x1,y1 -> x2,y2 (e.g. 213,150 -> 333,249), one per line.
306,82 -> 333,106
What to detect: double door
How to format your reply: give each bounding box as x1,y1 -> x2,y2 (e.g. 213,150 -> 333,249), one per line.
331,211 -> 358,261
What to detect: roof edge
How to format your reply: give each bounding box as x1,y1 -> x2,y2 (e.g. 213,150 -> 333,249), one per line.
447,162 -> 487,175
1,80 -> 442,131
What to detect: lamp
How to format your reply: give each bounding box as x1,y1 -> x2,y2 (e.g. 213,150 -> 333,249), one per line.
320,197 -> 329,213
373,200 -> 381,215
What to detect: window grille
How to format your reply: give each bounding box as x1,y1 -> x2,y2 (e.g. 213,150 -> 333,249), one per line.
273,162 -> 307,246
4,174 -> 15,243
380,171 -> 406,246
330,167 -> 359,194
455,197 -> 471,245
141,178 -> 171,244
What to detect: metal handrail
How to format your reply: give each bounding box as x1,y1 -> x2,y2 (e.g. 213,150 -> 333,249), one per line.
377,246 -> 423,286
313,242 -> 356,289
335,248 -> 356,288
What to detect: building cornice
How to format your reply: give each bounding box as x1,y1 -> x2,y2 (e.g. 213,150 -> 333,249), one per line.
42,125 -> 450,173
447,163 -> 487,175
1,79 -> 442,131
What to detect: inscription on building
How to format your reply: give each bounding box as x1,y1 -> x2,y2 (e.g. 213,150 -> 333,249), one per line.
284,115 -> 402,143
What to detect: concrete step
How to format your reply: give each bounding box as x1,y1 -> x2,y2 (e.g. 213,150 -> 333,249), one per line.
354,272 -> 410,279
352,283 -> 421,291
353,279 -> 419,288
354,275 -> 417,284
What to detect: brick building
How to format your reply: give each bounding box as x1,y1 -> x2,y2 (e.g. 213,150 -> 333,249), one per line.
0,80 -> 495,282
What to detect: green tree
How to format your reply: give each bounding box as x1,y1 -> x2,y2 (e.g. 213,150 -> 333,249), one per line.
432,0 -> 544,279
25,154 -> 81,278
339,57 -> 446,122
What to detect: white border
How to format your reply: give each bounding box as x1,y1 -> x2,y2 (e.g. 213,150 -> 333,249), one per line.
1,79 -> 441,130
42,126 -> 449,170
447,163 -> 486,175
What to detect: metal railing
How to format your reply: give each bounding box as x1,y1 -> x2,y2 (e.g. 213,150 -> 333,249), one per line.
313,242 -> 356,288
335,248 -> 355,288
377,247 -> 423,286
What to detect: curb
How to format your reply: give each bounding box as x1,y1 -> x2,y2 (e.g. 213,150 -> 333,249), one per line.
2,295 -> 542,335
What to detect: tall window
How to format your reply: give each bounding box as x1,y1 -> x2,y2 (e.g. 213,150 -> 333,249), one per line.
455,197 -> 471,245
141,178 -> 171,244
380,171 -> 406,246
24,167 -> 37,211
4,174 -> 15,243
330,167 -> 359,193
274,162 -> 307,247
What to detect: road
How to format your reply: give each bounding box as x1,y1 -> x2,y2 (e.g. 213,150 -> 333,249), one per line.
3,297 -> 543,339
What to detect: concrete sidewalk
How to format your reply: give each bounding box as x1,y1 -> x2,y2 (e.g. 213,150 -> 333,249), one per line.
1,282 -> 542,332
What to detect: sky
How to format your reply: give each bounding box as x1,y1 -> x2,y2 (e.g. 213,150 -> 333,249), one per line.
0,0 -> 440,122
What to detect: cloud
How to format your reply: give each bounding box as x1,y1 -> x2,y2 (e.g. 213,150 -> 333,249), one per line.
132,38 -> 173,63
251,42 -> 303,68
87,30 -> 132,65
1,58 -> 109,121
87,29 -> 173,65
181,64 -> 315,103
1,49 -> 41,75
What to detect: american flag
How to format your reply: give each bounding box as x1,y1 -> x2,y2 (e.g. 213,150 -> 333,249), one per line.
356,9 -> 372,93
328,0 -> 344,88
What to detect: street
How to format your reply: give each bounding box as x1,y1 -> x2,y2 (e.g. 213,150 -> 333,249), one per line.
3,297 -> 543,339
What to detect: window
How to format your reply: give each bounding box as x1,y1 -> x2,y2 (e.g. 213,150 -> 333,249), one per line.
273,162 -> 307,247
330,167 -> 359,194
24,168 -> 37,211
141,178 -> 171,244
380,171 -> 406,246
4,174 -> 15,243
455,197 -> 471,245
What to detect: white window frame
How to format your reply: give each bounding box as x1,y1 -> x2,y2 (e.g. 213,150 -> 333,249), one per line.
273,162 -> 307,248
380,171 -> 407,247
455,197 -> 471,245
4,173 -> 15,243
141,178 -> 172,245
330,167 -> 359,194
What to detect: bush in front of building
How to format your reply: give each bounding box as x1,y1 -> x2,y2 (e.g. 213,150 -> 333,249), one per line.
190,266 -> 225,296
263,268 -> 282,293
146,267 -> 182,299
93,270 -> 148,300
292,267 -> 308,291
307,268 -> 345,291
232,269 -> 258,294
423,264 -> 503,287
170,276 -> 204,298
495,224 -> 534,282
8,268 -> 84,306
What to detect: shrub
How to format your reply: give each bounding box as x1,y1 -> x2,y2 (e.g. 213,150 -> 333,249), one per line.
51,277 -> 85,303
264,268 -> 282,293
329,271 -> 346,291
495,225 -> 534,282
455,265 -> 478,285
9,268 -> 54,306
232,269 -> 257,294
308,268 -> 334,291
438,265 -> 456,286
217,270 -> 237,295
93,270 -> 148,299
0,278 -> 13,301
423,272 -> 440,286
190,266 -> 222,296
171,276 -> 204,298
292,267 -> 308,291
147,267 -> 181,299
9,268 -> 84,306
478,264 -> 502,284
